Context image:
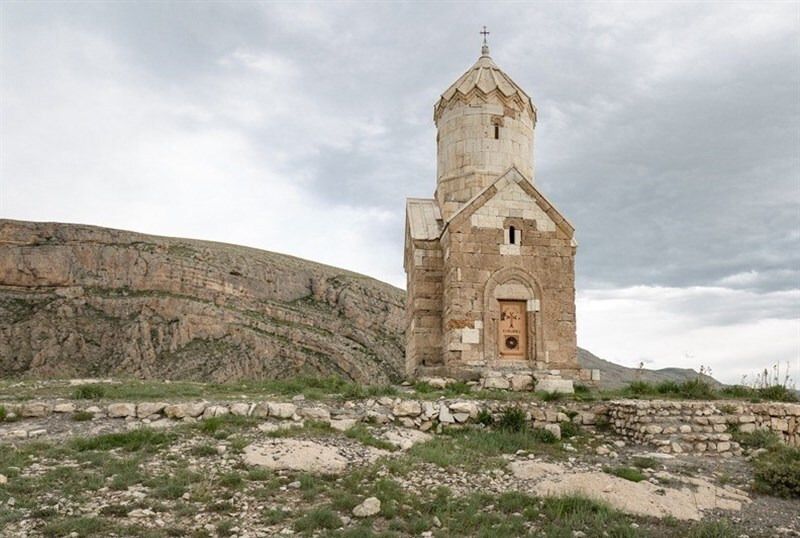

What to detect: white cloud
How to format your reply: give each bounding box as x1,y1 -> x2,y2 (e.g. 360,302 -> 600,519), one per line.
578,285 -> 800,385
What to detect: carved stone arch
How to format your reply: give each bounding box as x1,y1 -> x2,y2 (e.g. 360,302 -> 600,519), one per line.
482,266 -> 543,365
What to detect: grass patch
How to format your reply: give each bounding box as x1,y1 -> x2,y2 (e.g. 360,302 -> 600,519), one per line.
604,466 -> 646,482
0,405 -> 6,422
72,384 -> 106,400
409,426 -> 561,469
72,410 -> 94,422
294,507 -> 342,532
497,406 -> 527,432
71,429 -> 173,452
631,456 -> 659,469
345,425 -> 396,451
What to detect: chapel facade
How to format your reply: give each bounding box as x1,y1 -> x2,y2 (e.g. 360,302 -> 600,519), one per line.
404,40 -> 583,387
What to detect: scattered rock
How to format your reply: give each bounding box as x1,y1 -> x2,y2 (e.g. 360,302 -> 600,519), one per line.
330,418 -> 358,432
393,400 -> 422,417
352,497 -> 381,517
268,402 -> 297,419
137,402 -> 167,418
53,403 -> 76,413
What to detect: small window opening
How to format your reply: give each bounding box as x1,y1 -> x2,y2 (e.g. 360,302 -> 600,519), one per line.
494,125 -> 500,139
509,226 -> 516,244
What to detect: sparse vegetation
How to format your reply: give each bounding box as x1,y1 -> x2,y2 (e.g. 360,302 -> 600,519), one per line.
752,444 -> 800,498
71,429 -> 173,452
71,410 -> 94,422
497,406 -> 527,432
72,384 -> 106,400
605,465 -> 646,482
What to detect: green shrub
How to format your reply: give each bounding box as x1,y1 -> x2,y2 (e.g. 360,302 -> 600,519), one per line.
71,410 -> 94,422
678,379 -> 717,399
559,421 -> 580,439
719,385 -> 752,399
573,384 -> 590,394
732,429 -> 780,450
757,385 -> 798,403
0,405 -> 6,422
413,381 -> 434,393
497,406 -> 527,432
753,445 -> 800,498
529,427 -> 558,444
72,384 -> 106,400
626,381 -> 655,396
655,380 -> 680,394
476,409 -> 494,427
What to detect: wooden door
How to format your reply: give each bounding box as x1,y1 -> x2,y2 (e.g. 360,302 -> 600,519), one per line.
498,300 -> 526,359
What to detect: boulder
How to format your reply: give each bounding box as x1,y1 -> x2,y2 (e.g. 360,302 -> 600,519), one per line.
510,374 -> 534,391
164,402 -> 207,419
484,376 -> 510,390
544,423 -> 561,440
299,407 -> 331,421
20,402 -> 52,418
137,402 -> 167,418
229,403 -> 251,417
268,402 -> 297,419
53,403 -> 76,414
107,403 -> 137,418
392,400 -> 422,417
330,418 -> 358,432
352,497 -> 381,518
252,402 -> 271,418
448,401 -> 479,418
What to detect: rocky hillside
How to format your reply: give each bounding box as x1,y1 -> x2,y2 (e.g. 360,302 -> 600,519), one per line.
0,220 -> 405,383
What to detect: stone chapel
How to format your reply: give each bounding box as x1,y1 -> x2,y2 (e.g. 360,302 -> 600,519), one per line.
404,39 -> 587,390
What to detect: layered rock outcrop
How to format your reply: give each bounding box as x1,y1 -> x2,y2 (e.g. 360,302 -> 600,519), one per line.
0,220 -> 404,383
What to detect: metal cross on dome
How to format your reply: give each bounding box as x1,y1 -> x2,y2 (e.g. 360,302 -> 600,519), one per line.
480,26 -> 490,44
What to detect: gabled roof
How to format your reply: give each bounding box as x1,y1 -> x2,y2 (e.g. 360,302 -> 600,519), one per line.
434,52 -> 536,123
405,198 -> 443,240
445,167 -> 575,238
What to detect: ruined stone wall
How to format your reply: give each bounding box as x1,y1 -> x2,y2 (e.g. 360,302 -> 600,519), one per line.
4,397 -> 797,455
607,400 -> 800,453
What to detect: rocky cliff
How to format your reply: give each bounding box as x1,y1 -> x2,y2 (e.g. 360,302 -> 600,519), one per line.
0,220 -> 405,383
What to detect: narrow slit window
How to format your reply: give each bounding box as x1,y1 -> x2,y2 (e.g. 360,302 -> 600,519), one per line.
494,125 -> 500,139
509,226 -> 516,244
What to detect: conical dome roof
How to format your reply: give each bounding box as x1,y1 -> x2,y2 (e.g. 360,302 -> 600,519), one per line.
434,48 -> 537,123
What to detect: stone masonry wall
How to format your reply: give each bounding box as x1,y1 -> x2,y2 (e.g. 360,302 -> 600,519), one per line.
607,400 -> 800,454
435,95 -> 534,221
4,397 -> 797,455
440,173 -> 577,373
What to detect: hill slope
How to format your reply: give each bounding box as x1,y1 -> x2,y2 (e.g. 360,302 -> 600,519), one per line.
578,348 -> 721,390
0,220 -> 405,383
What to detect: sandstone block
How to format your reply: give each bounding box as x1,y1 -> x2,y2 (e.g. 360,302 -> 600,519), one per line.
448,401 -> 479,418
543,423 -> 561,440
510,375 -> 533,391
393,400 -> 422,417
137,402 -> 167,418
484,376 -> 510,390
202,405 -> 229,419
229,403 -> 251,417
535,378 -> 574,394
21,402 -> 52,418
353,497 -> 381,518
330,418 -> 358,432
164,402 -> 206,419
53,403 -> 76,414
107,403 -> 136,418
299,407 -> 331,421
439,405 -> 455,424
268,403 -> 297,419
252,402 -> 270,418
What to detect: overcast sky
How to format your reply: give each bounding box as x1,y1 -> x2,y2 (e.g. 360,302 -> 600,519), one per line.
2,1 -> 798,384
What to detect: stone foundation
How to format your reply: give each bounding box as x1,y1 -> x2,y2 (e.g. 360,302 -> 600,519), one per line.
607,400 -> 800,453
3,397 -> 797,454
